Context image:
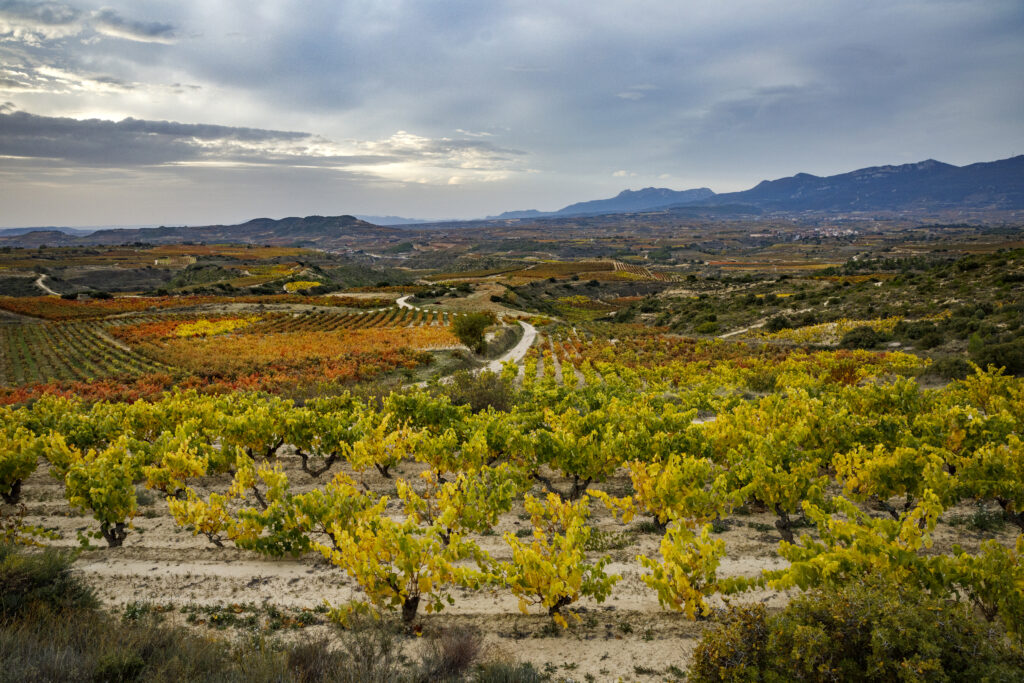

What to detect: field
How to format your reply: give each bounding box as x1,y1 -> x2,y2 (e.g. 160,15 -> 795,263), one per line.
2,223 -> 1024,681
0,301 -> 462,404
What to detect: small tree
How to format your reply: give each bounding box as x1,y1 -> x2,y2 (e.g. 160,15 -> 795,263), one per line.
451,312 -> 496,354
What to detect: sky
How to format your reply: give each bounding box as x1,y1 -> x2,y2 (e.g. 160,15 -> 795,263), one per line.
0,1 -> 1022,227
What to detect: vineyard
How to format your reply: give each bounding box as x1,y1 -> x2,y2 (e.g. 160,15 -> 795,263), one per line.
3,327 -> 1022,678
0,319 -> 173,386
0,304 -> 464,404
2,241 -> 1023,679
0,294 -> 395,320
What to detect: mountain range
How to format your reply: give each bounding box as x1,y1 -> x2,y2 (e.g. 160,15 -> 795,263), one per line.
490,187 -> 716,219
490,154 -> 1024,219
1,155 -> 1021,249
0,215 -> 395,249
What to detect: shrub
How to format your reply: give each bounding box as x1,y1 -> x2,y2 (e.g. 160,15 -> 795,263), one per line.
764,315 -> 790,333
414,626 -> 483,682
973,340 -> 1024,375
332,614 -> 405,682
0,543 -> 97,619
484,325 -> 521,359
839,325 -> 884,349
285,636 -> 357,682
0,605 -> 288,681
931,356 -> 972,380
443,371 -> 517,413
472,662 -> 544,682
689,580 -> 1024,682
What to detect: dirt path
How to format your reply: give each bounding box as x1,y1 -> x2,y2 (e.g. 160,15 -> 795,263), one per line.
718,308 -> 814,339
484,321 -> 536,374
718,319 -> 768,339
34,273 -> 59,296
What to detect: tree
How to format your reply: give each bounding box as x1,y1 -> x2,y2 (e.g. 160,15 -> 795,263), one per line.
451,312 -> 496,354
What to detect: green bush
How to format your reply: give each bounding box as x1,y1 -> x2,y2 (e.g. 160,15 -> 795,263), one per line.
689,580 -> 1024,682
472,662 -> 543,683
931,356 -> 972,380
0,607 -> 288,682
973,339 -> 1024,375
484,326 -> 522,359
695,321 -> 718,334
839,325 -> 885,349
442,371 -> 517,413
0,544 -> 97,619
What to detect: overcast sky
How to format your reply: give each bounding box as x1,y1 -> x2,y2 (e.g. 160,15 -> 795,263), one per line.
1,0 -> 1022,226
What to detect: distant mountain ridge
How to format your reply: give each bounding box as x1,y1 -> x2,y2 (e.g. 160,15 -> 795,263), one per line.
491,155 -> 1024,219
3,155 -> 1021,249
491,186 -> 715,219
0,227 -> 96,237
0,214 -> 397,249
703,155 -> 1024,212
355,215 -> 430,225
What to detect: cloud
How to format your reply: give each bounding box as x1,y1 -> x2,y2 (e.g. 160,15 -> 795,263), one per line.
91,7 -> 175,44
612,170 -> 636,177
0,1 -> 81,43
0,2 -> 177,45
0,109 -> 528,184
616,84 -> 658,101
2,1 -> 1023,223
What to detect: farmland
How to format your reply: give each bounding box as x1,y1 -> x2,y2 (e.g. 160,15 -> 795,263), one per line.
2,222 -> 1024,680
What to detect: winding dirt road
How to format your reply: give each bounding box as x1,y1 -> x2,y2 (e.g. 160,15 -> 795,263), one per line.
34,273 -> 59,296
484,321 -> 536,374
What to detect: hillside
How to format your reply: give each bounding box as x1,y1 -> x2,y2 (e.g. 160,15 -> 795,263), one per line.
700,155 -> 1024,212
0,214 -> 398,249
490,155 -> 1024,222
491,186 -> 716,219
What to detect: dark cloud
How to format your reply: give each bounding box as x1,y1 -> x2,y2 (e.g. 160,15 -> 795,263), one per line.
0,1 -> 80,27
0,0 -> 81,42
0,109 -> 523,175
0,2 -> 178,44
0,109 -> 336,165
91,8 -> 175,43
